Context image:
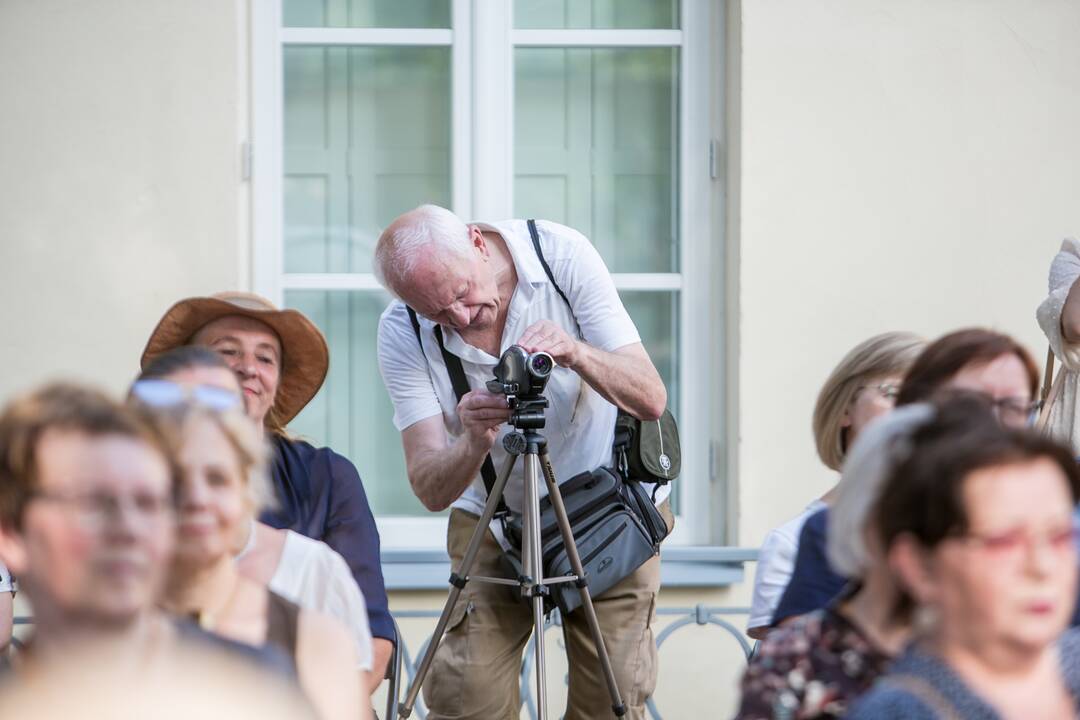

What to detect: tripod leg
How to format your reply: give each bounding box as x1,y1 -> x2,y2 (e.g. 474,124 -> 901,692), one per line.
397,453 -> 519,719
538,451 -> 627,718
523,454 -> 548,720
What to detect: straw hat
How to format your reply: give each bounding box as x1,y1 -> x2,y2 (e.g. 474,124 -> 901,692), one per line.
140,292 -> 329,426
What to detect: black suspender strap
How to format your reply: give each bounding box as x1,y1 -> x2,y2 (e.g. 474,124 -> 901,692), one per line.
406,306 -> 422,345
527,219 -> 582,340
406,306 -> 506,517
527,219 -> 572,311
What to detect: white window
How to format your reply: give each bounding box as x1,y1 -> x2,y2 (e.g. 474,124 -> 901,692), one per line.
252,0 -> 722,550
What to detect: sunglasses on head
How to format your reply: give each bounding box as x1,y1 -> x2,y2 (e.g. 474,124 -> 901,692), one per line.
130,378 -> 243,412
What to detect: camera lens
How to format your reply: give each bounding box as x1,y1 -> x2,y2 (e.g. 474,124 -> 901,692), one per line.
529,352 -> 553,377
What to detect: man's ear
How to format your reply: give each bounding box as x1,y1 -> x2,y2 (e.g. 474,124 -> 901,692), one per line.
0,521 -> 28,576
888,532 -> 937,606
469,226 -> 489,258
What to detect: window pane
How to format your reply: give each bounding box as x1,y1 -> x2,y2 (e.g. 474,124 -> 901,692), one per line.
514,47 -> 679,273
514,0 -> 678,29
619,289 -> 679,512
283,46 -> 451,273
285,289 -> 441,517
284,0 -> 450,28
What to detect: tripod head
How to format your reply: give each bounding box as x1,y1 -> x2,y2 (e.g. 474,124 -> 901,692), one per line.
508,395 -> 548,430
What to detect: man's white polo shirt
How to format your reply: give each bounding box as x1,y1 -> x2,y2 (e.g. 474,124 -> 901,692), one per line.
377,219 -> 670,517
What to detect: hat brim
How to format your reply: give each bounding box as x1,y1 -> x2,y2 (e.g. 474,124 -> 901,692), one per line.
140,296 -> 329,426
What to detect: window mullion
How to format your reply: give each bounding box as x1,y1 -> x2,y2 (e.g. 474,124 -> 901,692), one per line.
471,0 -> 513,219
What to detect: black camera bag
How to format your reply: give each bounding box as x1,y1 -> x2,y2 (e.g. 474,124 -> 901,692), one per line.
501,467 -> 659,614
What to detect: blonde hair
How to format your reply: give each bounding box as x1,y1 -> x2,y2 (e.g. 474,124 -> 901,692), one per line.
812,332 -> 926,471
132,402 -> 276,515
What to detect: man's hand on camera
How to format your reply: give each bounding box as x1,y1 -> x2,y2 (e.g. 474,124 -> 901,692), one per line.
458,390 -> 510,447
517,320 -> 581,369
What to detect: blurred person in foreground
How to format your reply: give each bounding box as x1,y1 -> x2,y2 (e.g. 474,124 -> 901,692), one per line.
0,383 -> 306,709
141,291 -> 393,686
1036,237 -> 1080,454
847,396 -> 1080,718
0,561 -> 13,655
736,401 -> 937,719
134,346 -> 375,689
746,331 -> 924,639
772,328 -> 1040,627
133,389 -> 365,720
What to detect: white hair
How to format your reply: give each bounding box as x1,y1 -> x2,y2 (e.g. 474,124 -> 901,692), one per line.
373,204 -> 473,297
826,403 -> 934,578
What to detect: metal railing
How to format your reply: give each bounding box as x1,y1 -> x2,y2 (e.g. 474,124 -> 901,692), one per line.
391,603 -> 754,720
12,603 -> 754,719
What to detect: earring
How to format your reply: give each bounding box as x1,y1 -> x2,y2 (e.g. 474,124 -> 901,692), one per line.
912,604 -> 939,636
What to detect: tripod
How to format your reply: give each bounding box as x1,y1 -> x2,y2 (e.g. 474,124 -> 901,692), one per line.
398,398 -> 627,719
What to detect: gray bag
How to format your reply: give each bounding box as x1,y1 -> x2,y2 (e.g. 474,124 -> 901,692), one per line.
502,467 -> 663,615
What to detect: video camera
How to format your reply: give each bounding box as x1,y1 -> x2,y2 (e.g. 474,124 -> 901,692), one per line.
486,345 -> 553,400
487,345 -> 553,429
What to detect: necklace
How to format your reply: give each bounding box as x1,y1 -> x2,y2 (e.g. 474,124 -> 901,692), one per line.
194,574 -> 243,633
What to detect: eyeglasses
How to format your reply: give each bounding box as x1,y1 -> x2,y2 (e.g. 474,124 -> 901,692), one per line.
986,396 -> 1041,426
959,525 -> 1078,561
28,489 -> 174,530
130,379 -> 242,412
855,382 -> 901,402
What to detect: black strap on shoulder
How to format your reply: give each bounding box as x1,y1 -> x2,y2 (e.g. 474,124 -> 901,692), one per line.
406,305 -> 505,516
527,219 -> 572,313
406,306 -> 422,346
528,219 -> 582,340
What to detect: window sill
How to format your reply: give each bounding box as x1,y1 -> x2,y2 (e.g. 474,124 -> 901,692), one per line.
381,547 -> 758,591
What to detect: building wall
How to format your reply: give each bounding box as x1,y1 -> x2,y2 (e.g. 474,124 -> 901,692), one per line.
735,0 -> 1080,550
0,0 -> 246,401
3,0 -> 1080,717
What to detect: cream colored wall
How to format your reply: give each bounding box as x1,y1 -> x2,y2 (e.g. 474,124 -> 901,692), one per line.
735,0 -> 1080,551
0,0 -> 246,403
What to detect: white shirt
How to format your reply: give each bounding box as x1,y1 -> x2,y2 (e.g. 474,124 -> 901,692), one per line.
746,500 -> 828,632
0,561 -> 13,593
378,219 -> 669,517
269,530 -> 374,671
1037,238 -> 1080,455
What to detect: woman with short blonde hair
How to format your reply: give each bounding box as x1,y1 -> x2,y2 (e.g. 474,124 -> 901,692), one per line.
746,331 -> 925,639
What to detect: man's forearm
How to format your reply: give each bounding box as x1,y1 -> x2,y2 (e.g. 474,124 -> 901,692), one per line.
570,343 -> 667,421
407,432 -> 491,511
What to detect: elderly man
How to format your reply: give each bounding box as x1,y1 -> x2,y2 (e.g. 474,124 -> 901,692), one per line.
375,204 -> 671,719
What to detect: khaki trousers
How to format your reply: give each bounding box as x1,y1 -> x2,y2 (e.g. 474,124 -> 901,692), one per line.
423,503 -> 673,720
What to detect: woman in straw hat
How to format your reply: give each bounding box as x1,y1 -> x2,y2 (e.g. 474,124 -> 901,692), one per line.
141,292 -> 392,686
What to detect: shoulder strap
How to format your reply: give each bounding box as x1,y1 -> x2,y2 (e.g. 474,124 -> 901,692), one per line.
528,219 -> 572,313
406,305 -> 422,347
527,219 -> 583,339
407,305 -> 505,516
1042,345 -> 1056,404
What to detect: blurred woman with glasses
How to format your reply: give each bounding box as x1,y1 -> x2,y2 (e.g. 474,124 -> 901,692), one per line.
132,379 -> 366,720
772,328 -> 1041,629
847,394 -> 1080,719
746,332 -> 925,639
737,401 -> 939,719
140,293 -> 393,685
133,347 -> 376,688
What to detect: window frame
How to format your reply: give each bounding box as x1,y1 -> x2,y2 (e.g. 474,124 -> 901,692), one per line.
251,0 -> 724,549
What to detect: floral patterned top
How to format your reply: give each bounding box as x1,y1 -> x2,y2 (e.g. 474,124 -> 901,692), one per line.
735,606 -> 890,719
